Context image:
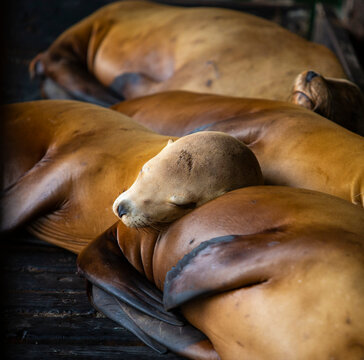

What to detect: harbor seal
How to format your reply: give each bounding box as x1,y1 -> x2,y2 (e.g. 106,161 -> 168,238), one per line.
29,1 -> 345,105
112,131 -> 262,228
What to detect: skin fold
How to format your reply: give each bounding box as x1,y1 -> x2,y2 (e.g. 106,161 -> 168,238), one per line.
112,91 -> 364,206
29,0 -> 346,105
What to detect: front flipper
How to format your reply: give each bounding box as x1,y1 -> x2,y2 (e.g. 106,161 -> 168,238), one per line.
30,54 -> 122,107
77,224 -> 181,325
88,284 -> 168,354
77,224 -> 219,359
164,231 -> 290,310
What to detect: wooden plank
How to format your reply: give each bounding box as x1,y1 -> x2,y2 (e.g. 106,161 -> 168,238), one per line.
4,314 -> 143,345
4,290 -> 94,316
1,234 -> 184,359
5,344 -> 183,360
5,271 -> 86,292
2,238 -> 77,274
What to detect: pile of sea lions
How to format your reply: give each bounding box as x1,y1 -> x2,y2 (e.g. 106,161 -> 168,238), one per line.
2,1 -> 364,359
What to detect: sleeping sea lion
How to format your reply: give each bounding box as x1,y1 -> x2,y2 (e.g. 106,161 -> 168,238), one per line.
112,91 -> 364,206
2,99 -> 364,358
112,131 -> 262,228
78,186 -> 364,359
0,100 -> 171,251
1,99 -> 260,249
29,0 -> 346,105
291,70 -> 364,134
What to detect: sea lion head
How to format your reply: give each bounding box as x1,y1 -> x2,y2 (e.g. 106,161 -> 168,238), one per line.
290,70 -> 364,134
113,131 -> 263,228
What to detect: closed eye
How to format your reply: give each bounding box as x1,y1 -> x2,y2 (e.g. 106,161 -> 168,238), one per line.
171,202 -> 197,210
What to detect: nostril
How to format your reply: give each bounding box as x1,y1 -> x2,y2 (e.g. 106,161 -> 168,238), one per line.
306,71 -> 318,83
117,204 -> 128,218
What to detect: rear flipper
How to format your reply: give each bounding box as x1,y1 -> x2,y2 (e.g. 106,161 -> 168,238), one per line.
77,225 -> 219,359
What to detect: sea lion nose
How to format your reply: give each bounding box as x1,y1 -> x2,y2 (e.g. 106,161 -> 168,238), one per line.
306,71 -> 318,83
117,203 -> 128,218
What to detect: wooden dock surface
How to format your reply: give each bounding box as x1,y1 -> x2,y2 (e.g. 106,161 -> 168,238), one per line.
1,234 -> 183,360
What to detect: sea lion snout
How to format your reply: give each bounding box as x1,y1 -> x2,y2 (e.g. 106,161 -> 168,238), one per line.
291,70 -> 364,134
305,70 -> 318,82
116,203 -> 128,218
112,193 -> 131,220
290,70 -> 327,111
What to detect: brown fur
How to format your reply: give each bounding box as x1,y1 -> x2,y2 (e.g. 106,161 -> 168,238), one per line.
113,91 -> 364,206
29,1 -> 346,104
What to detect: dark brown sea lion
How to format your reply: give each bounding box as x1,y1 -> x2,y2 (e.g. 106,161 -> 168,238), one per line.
112,91 -> 364,206
78,186 -> 364,359
29,1 -> 346,106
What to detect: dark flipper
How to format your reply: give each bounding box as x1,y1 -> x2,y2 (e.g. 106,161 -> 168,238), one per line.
89,284 -> 214,357
164,231 -> 289,311
89,284 -> 168,354
30,56 -> 122,107
0,158 -> 71,233
77,225 -> 219,359
77,225 -> 182,325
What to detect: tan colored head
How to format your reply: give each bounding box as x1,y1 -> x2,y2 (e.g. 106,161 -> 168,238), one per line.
113,131 -> 263,228
290,70 -> 364,134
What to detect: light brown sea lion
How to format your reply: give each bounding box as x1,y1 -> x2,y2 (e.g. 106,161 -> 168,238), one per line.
78,186 -> 364,360
29,0 -> 346,106
1,99 -> 260,250
291,70 -> 364,134
112,91 -> 364,206
112,131 -> 262,228
0,100 -> 171,251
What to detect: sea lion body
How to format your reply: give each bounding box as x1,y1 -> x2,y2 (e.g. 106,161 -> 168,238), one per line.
1,99 -> 260,249
31,1 -> 345,104
104,186 -> 364,359
113,91 -> 364,206
1,100 -> 174,251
